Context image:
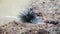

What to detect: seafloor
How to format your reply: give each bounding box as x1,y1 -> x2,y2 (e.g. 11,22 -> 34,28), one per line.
0,0 -> 60,34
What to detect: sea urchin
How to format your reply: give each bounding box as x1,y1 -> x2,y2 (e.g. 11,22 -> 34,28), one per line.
19,8 -> 36,23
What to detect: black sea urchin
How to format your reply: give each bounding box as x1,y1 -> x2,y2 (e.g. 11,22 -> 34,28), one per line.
19,8 -> 36,23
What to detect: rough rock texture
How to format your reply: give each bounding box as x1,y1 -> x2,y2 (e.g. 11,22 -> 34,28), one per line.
32,0 -> 60,21
31,0 -> 60,34
0,21 -> 49,34
0,21 -> 60,34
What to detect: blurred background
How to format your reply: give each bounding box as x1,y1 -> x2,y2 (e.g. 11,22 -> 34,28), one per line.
0,0 -> 32,25
0,0 -> 31,16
